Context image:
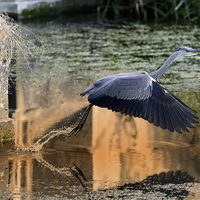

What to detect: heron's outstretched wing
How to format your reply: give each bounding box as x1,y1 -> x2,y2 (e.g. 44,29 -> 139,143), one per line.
81,72 -> 153,100
81,72 -> 198,133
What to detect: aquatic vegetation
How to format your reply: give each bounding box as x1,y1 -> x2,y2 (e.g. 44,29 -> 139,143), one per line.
16,21 -> 200,95
99,0 -> 200,23
11,18 -> 200,142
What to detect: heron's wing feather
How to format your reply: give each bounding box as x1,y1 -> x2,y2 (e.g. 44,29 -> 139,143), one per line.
81,72 -> 153,100
87,80 -> 198,134
101,73 -> 153,100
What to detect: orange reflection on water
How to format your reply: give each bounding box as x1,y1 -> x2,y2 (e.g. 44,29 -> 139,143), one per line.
90,107 -> 199,190
91,106 -> 155,189
7,154 -> 33,200
7,101 -> 200,195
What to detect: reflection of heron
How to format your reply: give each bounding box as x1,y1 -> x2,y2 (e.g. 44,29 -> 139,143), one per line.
69,47 -> 199,136
99,171 -> 195,199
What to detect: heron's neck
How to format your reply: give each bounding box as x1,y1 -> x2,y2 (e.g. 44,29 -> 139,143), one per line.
149,51 -> 182,80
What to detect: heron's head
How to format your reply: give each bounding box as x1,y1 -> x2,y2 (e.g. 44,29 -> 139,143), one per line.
177,46 -> 200,57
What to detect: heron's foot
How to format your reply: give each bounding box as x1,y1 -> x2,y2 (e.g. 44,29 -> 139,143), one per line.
67,123 -> 84,137
67,103 -> 93,137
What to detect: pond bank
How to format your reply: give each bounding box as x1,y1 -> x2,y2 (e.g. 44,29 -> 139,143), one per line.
0,0 -> 99,19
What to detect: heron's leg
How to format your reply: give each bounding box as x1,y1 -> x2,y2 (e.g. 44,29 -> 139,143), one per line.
69,163 -> 87,192
68,103 -> 93,137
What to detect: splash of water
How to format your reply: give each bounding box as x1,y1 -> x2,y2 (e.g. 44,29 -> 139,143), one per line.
32,151 -> 70,175
32,127 -> 72,151
15,127 -> 72,153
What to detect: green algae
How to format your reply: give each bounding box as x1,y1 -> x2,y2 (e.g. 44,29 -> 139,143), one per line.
12,19 -> 200,117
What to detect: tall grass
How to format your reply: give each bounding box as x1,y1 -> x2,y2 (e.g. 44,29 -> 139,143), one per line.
0,13 -> 43,75
0,13 -> 19,74
98,0 -> 200,22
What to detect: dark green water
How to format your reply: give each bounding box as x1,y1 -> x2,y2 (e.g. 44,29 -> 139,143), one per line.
14,15 -> 200,113
0,13 -> 200,199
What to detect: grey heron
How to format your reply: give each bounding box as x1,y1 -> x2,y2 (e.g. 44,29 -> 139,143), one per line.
68,46 -> 199,136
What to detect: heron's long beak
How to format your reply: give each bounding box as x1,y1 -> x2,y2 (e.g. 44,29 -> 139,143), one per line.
192,49 -> 200,53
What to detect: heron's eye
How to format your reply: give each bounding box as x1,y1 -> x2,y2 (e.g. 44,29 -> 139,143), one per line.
186,49 -> 192,52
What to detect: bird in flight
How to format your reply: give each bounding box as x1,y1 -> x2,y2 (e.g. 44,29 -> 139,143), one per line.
68,46 -> 199,136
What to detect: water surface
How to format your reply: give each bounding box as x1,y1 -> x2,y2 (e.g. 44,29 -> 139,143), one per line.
0,13 -> 200,199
